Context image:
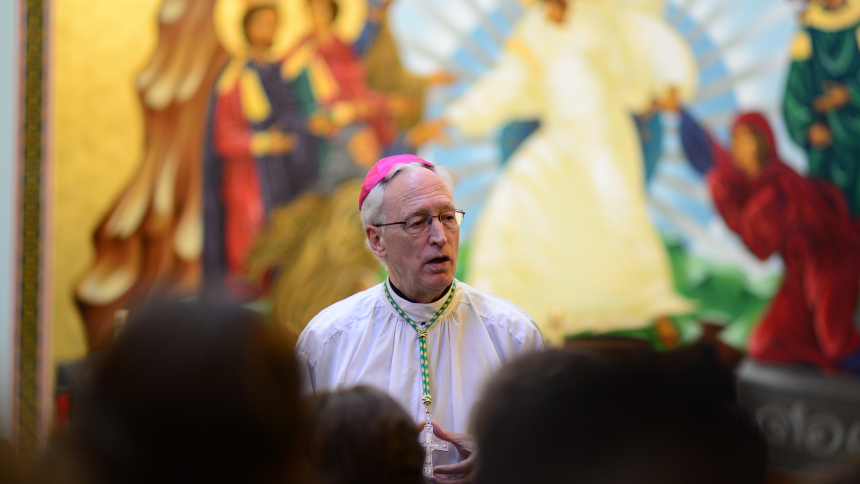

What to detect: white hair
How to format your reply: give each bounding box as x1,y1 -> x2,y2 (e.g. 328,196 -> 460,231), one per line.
360,162 -> 455,265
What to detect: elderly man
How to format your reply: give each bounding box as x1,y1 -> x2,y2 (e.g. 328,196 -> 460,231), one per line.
296,154 -> 546,482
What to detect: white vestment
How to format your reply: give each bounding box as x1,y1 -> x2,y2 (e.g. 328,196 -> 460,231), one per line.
296,279 -> 546,466
445,1 -> 698,342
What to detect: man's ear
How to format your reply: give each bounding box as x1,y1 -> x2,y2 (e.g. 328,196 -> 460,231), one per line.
365,225 -> 387,259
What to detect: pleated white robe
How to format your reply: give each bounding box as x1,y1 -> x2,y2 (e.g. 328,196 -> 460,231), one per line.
296,279 -> 546,467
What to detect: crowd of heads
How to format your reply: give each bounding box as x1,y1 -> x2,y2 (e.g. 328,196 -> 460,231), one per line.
0,299 -> 797,484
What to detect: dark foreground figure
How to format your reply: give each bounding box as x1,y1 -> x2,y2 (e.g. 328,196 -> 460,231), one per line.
38,300 -> 306,484
473,348 -> 769,484
303,386 -> 425,484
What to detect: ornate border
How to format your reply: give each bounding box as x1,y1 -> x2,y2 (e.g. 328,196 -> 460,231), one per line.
18,0 -> 44,459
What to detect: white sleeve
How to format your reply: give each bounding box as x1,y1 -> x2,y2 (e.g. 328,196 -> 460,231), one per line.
444,32 -> 542,137
614,8 -> 698,113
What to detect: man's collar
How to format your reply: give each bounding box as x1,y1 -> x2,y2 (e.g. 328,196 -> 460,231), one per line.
385,278 -> 457,324
389,279 -> 452,304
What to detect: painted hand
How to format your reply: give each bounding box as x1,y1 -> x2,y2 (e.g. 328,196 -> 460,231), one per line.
808,123 -> 833,149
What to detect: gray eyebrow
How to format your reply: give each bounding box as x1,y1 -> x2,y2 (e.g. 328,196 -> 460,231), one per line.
406,206 -> 456,218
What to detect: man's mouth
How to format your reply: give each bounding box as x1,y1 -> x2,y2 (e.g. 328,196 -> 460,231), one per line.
426,256 -> 450,265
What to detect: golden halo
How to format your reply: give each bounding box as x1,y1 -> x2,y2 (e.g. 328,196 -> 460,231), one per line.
214,0 -> 368,58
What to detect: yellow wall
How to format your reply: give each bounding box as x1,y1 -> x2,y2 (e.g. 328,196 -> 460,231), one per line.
51,0 -> 161,363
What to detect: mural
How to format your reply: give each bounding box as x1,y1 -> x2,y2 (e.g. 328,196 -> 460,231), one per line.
54,0 -> 860,374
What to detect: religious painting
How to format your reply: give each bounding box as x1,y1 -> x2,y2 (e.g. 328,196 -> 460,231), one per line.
50,0 -> 860,379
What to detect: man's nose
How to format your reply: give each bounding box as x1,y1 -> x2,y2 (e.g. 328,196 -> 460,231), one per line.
427,217 -> 448,246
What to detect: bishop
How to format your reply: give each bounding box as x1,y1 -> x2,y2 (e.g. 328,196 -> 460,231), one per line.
296,154 -> 546,482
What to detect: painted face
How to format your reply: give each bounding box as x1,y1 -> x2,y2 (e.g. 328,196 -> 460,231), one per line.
309,0 -> 335,32
732,125 -> 762,180
814,0 -> 847,9
544,0 -> 568,24
246,8 -> 278,49
378,169 -> 459,302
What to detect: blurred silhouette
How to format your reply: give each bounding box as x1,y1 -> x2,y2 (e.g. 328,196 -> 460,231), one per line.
472,347 -> 768,484
303,386 -> 424,484
37,300 -> 306,484
680,110 -> 860,373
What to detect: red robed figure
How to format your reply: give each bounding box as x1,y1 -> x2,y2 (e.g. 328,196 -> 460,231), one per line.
683,110 -> 860,371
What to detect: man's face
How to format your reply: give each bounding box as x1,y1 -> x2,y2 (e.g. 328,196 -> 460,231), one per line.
246,8 -> 278,49
376,169 -> 459,301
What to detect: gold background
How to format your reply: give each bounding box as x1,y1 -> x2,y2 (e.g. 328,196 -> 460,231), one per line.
51,0 -> 161,364
49,0 -> 368,365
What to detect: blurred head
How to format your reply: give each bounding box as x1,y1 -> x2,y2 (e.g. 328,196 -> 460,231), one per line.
243,4 -> 279,49
303,386 -> 424,484
813,0 -> 847,9
361,161 -> 458,303
544,0 -> 568,24
473,348 -> 767,484
309,0 -> 339,32
50,300 -> 305,484
731,112 -> 777,180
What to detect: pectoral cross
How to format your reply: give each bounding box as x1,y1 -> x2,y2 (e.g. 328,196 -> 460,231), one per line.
420,412 -> 448,477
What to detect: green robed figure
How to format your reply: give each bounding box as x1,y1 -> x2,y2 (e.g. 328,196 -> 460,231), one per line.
783,0 -> 860,216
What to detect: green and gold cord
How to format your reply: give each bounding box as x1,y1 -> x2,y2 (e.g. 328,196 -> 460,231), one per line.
384,280 -> 456,411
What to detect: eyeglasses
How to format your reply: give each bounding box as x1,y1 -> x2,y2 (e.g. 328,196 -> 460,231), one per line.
376,209 -> 466,236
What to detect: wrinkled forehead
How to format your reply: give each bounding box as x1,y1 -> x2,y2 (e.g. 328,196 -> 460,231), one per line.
384,168 -> 454,217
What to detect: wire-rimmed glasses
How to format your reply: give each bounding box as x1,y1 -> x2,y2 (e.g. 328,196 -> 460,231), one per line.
375,209 -> 466,236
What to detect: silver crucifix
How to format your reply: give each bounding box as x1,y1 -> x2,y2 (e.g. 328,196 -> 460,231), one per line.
420,413 -> 448,477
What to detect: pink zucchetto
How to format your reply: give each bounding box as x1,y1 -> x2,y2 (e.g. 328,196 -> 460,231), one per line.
358,154 -> 435,210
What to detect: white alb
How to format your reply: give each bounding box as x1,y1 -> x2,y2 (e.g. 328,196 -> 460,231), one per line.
296,278 -> 546,467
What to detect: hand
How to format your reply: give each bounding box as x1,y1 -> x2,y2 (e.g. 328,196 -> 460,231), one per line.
656,86 -> 681,112
428,420 -> 478,484
827,82 -> 851,110
308,112 -> 336,137
426,71 -> 457,86
407,119 -> 450,147
251,128 -> 296,155
268,129 -> 296,154
814,82 -> 852,113
330,102 -> 359,127
808,123 -> 833,149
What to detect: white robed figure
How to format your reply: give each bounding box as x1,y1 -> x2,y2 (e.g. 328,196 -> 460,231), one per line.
443,0 -> 698,342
